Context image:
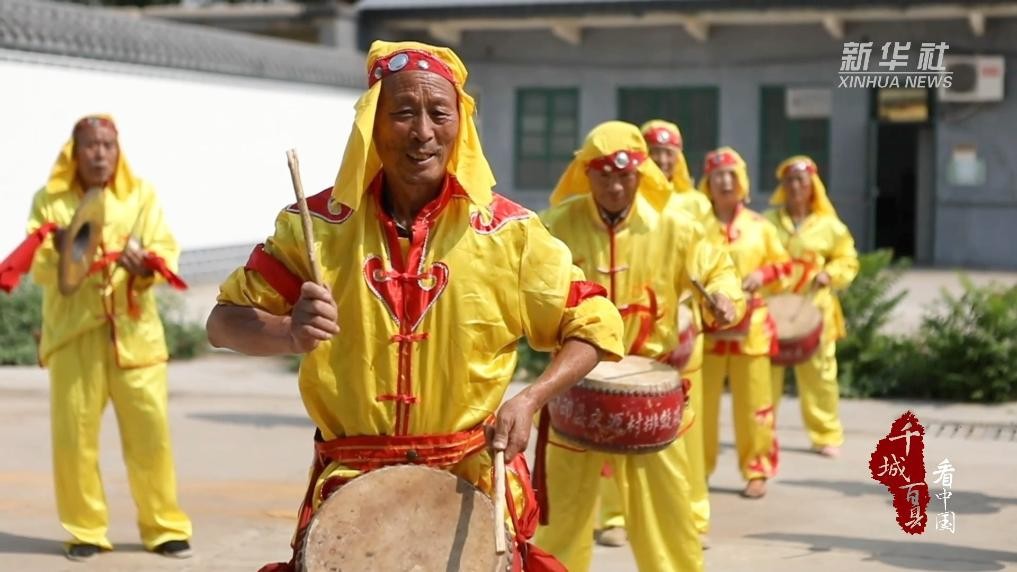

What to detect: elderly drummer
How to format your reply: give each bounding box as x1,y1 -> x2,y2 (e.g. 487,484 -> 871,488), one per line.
764,156 -> 859,457
697,147 -> 791,499
2,115 -> 193,561
535,121 -> 744,572
206,41 -> 623,572
641,119 -> 711,224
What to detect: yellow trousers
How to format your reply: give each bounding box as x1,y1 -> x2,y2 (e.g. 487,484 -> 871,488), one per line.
702,353 -> 777,481
771,340 -> 844,447
535,435 -> 703,572
599,368 -> 710,534
48,325 -> 191,550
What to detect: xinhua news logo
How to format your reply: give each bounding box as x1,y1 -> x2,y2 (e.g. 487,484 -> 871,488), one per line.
838,42 -> 952,89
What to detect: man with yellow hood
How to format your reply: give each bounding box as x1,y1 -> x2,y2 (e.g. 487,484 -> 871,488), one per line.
641,119 -> 712,224
697,147 -> 791,500
764,156 -> 858,457
206,41 -> 624,572
3,116 -> 192,561
535,121 -> 744,572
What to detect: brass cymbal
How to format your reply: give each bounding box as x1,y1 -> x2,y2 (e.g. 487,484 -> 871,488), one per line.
57,187 -> 105,295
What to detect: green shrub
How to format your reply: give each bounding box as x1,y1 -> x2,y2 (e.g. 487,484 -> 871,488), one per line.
908,279 -> 1017,402
836,249 -> 912,398
0,281 -> 206,364
0,282 -> 43,365
514,339 -> 551,381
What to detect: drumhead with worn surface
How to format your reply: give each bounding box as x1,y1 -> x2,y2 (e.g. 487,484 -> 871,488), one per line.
768,294 -> 822,340
301,465 -> 509,572
582,355 -> 678,394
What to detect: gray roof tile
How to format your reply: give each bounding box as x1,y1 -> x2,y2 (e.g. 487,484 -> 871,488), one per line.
0,0 -> 365,88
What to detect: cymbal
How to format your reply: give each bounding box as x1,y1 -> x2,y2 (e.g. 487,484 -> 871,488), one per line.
57,187 -> 105,295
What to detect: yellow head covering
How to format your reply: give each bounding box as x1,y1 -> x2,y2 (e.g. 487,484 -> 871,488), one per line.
640,119 -> 694,192
45,114 -> 136,197
769,155 -> 837,217
696,146 -> 750,203
332,40 -> 495,212
548,121 -> 671,211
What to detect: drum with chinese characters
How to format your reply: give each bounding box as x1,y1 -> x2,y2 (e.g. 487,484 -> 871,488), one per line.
547,355 -> 684,453
768,293 -> 823,366
299,465 -> 510,572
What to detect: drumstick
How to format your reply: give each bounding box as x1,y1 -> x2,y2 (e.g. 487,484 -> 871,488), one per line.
286,149 -> 323,285
494,450 -> 507,554
690,279 -> 718,310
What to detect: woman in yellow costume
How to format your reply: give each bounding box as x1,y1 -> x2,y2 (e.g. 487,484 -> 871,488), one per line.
536,120 -> 744,572
641,119 -> 712,224
1,115 -> 192,561
207,41 -> 625,572
765,156 -> 858,457
698,147 -> 791,499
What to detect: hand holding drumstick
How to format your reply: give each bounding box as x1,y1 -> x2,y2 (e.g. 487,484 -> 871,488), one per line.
691,279 -> 737,328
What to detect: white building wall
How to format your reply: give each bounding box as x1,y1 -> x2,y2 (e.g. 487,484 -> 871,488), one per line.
0,50 -> 359,252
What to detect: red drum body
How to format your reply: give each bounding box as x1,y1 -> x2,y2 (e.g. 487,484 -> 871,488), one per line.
548,356 -> 684,453
666,305 -> 697,371
768,293 -> 823,366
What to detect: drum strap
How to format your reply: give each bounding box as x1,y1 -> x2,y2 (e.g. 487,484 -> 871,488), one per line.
314,425 -> 488,471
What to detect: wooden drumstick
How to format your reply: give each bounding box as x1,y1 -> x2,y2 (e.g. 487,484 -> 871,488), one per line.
286,149 -> 322,285
691,279 -> 717,309
494,450 -> 507,554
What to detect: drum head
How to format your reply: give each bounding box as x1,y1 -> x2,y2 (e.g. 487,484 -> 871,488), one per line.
582,355 -> 678,393
768,294 -> 822,340
301,465 -> 509,572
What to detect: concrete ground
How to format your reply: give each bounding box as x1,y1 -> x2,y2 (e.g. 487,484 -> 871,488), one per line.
1,352 -> 1015,571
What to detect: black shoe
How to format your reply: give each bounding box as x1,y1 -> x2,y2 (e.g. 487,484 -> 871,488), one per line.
154,539 -> 193,559
65,543 -> 101,562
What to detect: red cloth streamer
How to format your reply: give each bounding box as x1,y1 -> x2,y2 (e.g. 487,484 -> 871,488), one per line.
0,223 -> 58,293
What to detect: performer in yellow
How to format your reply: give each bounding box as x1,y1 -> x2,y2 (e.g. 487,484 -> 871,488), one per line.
643,118 -> 715,540
765,156 -> 858,457
698,147 -> 791,499
206,41 -> 624,572
641,119 -> 711,224
535,121 -> 744,572
14,116 -> 192,561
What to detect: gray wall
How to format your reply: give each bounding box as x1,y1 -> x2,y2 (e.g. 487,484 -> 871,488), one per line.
365,17 -> 1017,268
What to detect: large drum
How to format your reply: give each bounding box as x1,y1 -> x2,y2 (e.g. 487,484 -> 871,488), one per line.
300,465 -> 510,572
667,305 -> 697,371
768,293 -> 823,366
547,355 -> 684,453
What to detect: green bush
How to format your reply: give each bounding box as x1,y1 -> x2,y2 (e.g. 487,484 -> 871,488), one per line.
0,282 -> 44,365
514,339 -> 551,382
836,249 -> 912,398
0,281 -> 206,365
906,279 -> 1017,402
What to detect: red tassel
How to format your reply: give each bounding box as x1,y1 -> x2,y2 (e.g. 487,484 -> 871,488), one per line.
0,223 -> 57,293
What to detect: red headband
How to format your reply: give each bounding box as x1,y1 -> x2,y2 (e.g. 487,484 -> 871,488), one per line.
587,150 -> 647,174
643,126 -> 682,149
368,50 -> 456,88
73,116 -> 117,136
703,150 -> 740,175
781,160 -> 817,177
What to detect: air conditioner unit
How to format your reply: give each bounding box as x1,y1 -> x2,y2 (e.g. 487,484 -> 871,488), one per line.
938,55 -> 1005,102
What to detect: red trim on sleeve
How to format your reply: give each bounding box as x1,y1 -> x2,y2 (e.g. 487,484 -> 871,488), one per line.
566,280 -> 608,308
759,261 -> 793,285
244,244 -> 303,305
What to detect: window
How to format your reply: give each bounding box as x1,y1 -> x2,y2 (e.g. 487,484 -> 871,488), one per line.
760,86 -> 831,187
617,87 -> 719,183
514,88 -> 579,190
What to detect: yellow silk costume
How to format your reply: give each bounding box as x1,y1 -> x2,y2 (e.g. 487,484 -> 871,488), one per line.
535,122 -> 744,572
215,42 -> 623,571
27,115 -> 191,550
697,147 -> 790,482
765,156 -> 859,448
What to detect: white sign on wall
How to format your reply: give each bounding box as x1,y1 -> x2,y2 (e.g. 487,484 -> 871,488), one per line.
786,87 -> 832,119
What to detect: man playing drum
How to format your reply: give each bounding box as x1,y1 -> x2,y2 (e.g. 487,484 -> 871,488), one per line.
536,121 -> 744,572
2,115 -> 193,561
764,156 -> 859,458
206,41 -> 624,572
697,147 -> 791,499
641,119 -> 712,225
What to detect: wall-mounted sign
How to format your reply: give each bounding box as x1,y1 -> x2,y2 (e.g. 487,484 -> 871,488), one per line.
947,144 -> 986,187
786,88 -> 832,119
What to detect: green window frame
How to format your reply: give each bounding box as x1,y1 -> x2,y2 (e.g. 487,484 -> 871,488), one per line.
759,86 -> 831,189
514,88 -> 580,190
617,87 -> 719,183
